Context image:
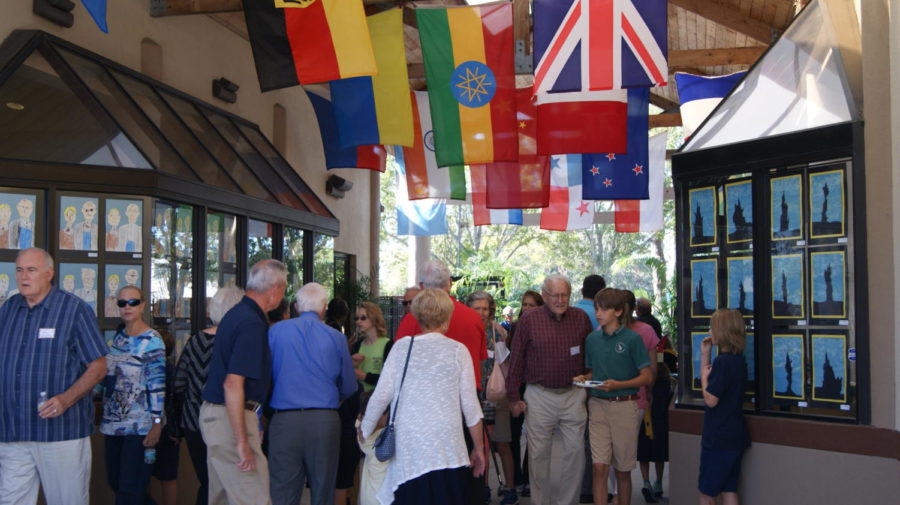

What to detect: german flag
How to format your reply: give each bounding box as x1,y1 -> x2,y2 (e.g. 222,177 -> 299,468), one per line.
243,0 -> 377,92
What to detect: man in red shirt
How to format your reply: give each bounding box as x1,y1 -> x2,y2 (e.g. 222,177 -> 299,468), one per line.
394,260 -> 487,387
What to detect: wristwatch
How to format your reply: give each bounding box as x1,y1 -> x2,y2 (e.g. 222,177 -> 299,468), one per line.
152,417 -> 162,425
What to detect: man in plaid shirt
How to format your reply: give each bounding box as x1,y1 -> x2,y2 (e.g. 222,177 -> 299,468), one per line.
506,274 -> 593,505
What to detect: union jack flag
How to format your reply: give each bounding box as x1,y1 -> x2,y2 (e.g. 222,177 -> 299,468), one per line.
533,0 -> 668,94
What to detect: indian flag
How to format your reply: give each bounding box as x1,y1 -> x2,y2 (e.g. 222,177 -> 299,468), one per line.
416,3 -> 519,167
403,92 -> 467,201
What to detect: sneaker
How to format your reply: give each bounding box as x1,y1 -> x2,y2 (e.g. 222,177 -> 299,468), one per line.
641,485 -> 658,503
653,481 -> 663,497
500,489 -> 519,505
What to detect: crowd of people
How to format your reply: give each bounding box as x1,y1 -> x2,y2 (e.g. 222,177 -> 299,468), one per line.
0,248 -> 749,505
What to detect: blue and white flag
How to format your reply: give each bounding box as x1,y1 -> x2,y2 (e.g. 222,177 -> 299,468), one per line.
675,71 -> 746,138
395,149 -> 448,236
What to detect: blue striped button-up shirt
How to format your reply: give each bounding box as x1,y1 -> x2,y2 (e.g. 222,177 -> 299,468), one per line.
0,287 -> 108,442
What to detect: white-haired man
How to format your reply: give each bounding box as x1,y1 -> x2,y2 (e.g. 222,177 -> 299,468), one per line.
267,282 -> 357,505
200,259 -> 287,505
506,274 -> 593,505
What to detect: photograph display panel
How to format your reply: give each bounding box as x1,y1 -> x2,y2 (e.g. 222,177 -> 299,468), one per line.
810,250 -> 846,319
811,333 -> 847,404
60,196 -> 100,252
689,186 -> 717,247
771,254 -> 804,319
809,169 -> 845,239
105,199 -> 143,253
726,256 -> 754,316
690,258 -> 718,318
725,180 -> 753,243
770,175 -> 802,241
0,191 -> 37,250
59,263 -> 99,315
772,334 -> 805,400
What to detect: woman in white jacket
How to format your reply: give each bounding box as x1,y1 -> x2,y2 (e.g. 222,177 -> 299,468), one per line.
360,288 -> 485,505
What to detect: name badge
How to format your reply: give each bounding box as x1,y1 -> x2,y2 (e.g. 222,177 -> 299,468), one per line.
570,345 -> 580,356
38,328 -> 56,339
487,350 -> 494,359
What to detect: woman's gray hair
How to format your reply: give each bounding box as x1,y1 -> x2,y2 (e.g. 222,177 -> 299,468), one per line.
295,282 -> 329,314
246,259 -> 287,292
465,290 -> 496,319
541,274 -> 572,295
210,286 -> 245,325
417,260 -> 451,290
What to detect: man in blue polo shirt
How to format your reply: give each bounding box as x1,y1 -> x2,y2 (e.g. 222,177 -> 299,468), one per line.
200,259 -> 287,505
0,248 -> 108,505
267,282 -> 357,505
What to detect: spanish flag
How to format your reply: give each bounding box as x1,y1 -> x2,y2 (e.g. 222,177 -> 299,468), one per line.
243,0 -> 377,92
417,3 -> 518,167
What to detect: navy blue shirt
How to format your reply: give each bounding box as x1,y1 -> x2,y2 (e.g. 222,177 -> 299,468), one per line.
201,296 -> 271,405
702,352 -> 750,450
0,288 -> 108,442
268,312 -> 357,410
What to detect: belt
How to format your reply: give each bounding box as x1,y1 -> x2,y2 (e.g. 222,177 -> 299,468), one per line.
596,394 -> 639,402
209,401 -> 262,413
275,408 -> 336,413
536,384 -> 575,394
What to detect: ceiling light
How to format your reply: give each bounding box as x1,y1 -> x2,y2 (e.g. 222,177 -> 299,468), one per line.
5,102 -> 25,111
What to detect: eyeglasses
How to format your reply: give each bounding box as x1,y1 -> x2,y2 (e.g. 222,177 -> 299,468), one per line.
401,300 -> 412,306
355,315 -> 368,321
116,298 -> 142,307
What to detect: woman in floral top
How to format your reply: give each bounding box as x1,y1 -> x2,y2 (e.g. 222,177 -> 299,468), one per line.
100,284 -> 166,504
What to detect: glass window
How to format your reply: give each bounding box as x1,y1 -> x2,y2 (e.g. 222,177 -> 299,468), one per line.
0,50 -> 151,168
206,210 -> 238,306
248,219 -> 273,267
313,233 -> 334,296
201,111 -> 305,208
284,226 -> 304,295
150,201 -> 193,357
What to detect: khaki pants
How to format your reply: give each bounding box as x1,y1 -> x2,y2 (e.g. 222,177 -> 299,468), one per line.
200,402 -> 271,505
589,398 -> 642,471
524,385 -> 587,505
0,437 -> 91,505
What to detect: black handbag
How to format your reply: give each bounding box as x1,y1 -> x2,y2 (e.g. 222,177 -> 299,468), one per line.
374,336 -> 415,462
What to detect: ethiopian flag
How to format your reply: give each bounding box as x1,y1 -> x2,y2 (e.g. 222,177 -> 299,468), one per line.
417,3 -> 518,167
243,0 -> 377,92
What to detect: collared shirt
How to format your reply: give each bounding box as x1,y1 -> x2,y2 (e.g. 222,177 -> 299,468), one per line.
506,304 -> 593,402
269,312 -> 357,410
584,325 -> 650,398
636,313 -> 663,340
0,288 -> 107,442
395,296 -> 488,388
573,298 -> 599,330
201,296 -> 270,405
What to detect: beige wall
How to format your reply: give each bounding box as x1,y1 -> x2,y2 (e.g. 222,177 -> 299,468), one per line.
670,433 -> 900,503
0,1 -> 378,282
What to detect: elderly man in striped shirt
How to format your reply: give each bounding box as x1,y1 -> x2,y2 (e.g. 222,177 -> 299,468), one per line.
506,274 -> 593,505
0,248 -> 108,505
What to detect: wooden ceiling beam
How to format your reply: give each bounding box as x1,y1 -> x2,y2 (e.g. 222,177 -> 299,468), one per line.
669,47 -> 766,67
649,113 -> 682,128
668,0 -> 780,44
150,0 -> 241,17
650,93 -> 680,112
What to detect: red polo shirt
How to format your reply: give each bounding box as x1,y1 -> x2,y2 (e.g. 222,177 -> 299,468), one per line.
395,296 -> 488,388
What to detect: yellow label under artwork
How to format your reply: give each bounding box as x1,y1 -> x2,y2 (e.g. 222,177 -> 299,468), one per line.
274,0 -> 316,9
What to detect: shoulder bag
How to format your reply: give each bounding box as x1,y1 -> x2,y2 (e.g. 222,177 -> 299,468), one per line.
374,336 -> 415,462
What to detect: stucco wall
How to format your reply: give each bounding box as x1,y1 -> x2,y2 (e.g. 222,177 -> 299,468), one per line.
0,1 -> 376,278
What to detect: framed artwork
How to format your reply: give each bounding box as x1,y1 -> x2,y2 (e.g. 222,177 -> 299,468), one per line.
60,196 -> 100,251
811,334 -> 847,404
0,192 -> 37,250
690,258 -> 718,318
810,251 -> 846,318
744,331 -> 756,387
726,256 -> 754,316
689,186 -> 717,247
725,180 -> 753,243
105,199 -> 143,253
103,264 -> 142,318
771,254 -> 805,319
59,263 -> 98,315
0,261 -> 17,307
772,334 -> 804,400
770,175 -> 802,240
809,169 -> 845,239
691,332 -> 717,391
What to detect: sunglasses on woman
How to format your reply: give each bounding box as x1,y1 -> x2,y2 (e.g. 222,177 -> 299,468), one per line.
116,298 -> 142,307
355,315 -> 368,321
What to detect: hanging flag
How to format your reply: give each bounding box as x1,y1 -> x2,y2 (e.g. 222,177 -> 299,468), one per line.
675,71 -> 747,138
480,87 -> 551,209
81,0 -> 108,33
535,89 -> 628,155
330,9 -> 414,148
471,165 -> 523,226
306,88 -> 386,171
416,3 -> 518,166
242,0 -> 377,92
540,155 -> 596,231
396,150 -> 448,236
402,92 -> 467,201
615,132 -> 667,232
582,88 -> 650,200
533,0 -> 667,93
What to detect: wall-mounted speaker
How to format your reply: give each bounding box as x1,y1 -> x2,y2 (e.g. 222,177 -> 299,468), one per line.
326,175 -> 353,198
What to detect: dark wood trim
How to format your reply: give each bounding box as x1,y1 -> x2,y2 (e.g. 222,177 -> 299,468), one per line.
670,408 -> 899,460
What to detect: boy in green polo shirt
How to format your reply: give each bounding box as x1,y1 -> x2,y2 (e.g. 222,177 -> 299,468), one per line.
574,288 -> 653,505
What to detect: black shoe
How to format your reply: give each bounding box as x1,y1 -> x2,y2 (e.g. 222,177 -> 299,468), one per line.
579,494 -> 593,503
607,493 -> 614,503
641,487 -> 658,503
